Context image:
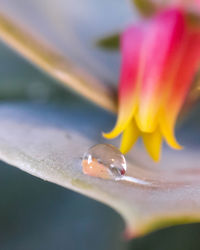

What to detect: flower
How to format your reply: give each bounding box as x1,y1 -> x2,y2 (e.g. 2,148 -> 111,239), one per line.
103,9 -> 200,161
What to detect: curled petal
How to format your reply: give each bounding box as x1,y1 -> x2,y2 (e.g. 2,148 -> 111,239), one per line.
103,27 -> 144,139
120,119 -> 140,154
137,9 -> 185,132
142,128 -> 162,162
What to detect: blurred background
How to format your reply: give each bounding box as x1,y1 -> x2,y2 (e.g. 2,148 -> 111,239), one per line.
0,0 -> 200,249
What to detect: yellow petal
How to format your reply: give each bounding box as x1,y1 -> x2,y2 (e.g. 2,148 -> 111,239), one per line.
160,117 -> 182,150
103,98 -> 138,139
142,128 -> 162,162
135,105 -> 158,133
120,119 -> 140,154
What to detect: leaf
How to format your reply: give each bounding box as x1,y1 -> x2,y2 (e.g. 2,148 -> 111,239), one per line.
0,12 -> 117,113
0,101 -> 200,237
131,0 -> 157,17
0,0 -> 133,86
96,33 -> 120,51
0,0 -> 134,113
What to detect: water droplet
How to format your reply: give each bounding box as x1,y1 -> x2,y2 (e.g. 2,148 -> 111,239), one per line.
82,144 -> 126,180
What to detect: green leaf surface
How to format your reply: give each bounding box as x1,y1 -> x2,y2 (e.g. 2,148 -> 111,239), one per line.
132,0 -> 157,17
96,33 -> 120,51
0,101 -> 200,237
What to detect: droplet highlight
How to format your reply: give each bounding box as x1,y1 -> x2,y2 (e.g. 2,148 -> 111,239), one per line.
82,144 -> 127,180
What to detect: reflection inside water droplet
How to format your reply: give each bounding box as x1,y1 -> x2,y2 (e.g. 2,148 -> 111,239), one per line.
82,144 -> 127,180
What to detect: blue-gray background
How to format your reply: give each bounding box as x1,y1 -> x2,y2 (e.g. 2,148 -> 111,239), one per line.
0,37 -> 200,250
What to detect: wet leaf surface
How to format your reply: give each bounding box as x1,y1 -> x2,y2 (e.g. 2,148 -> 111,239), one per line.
0,101 -> 199,236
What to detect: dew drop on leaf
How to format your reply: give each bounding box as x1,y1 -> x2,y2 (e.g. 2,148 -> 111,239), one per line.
82,144 -> 126,180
